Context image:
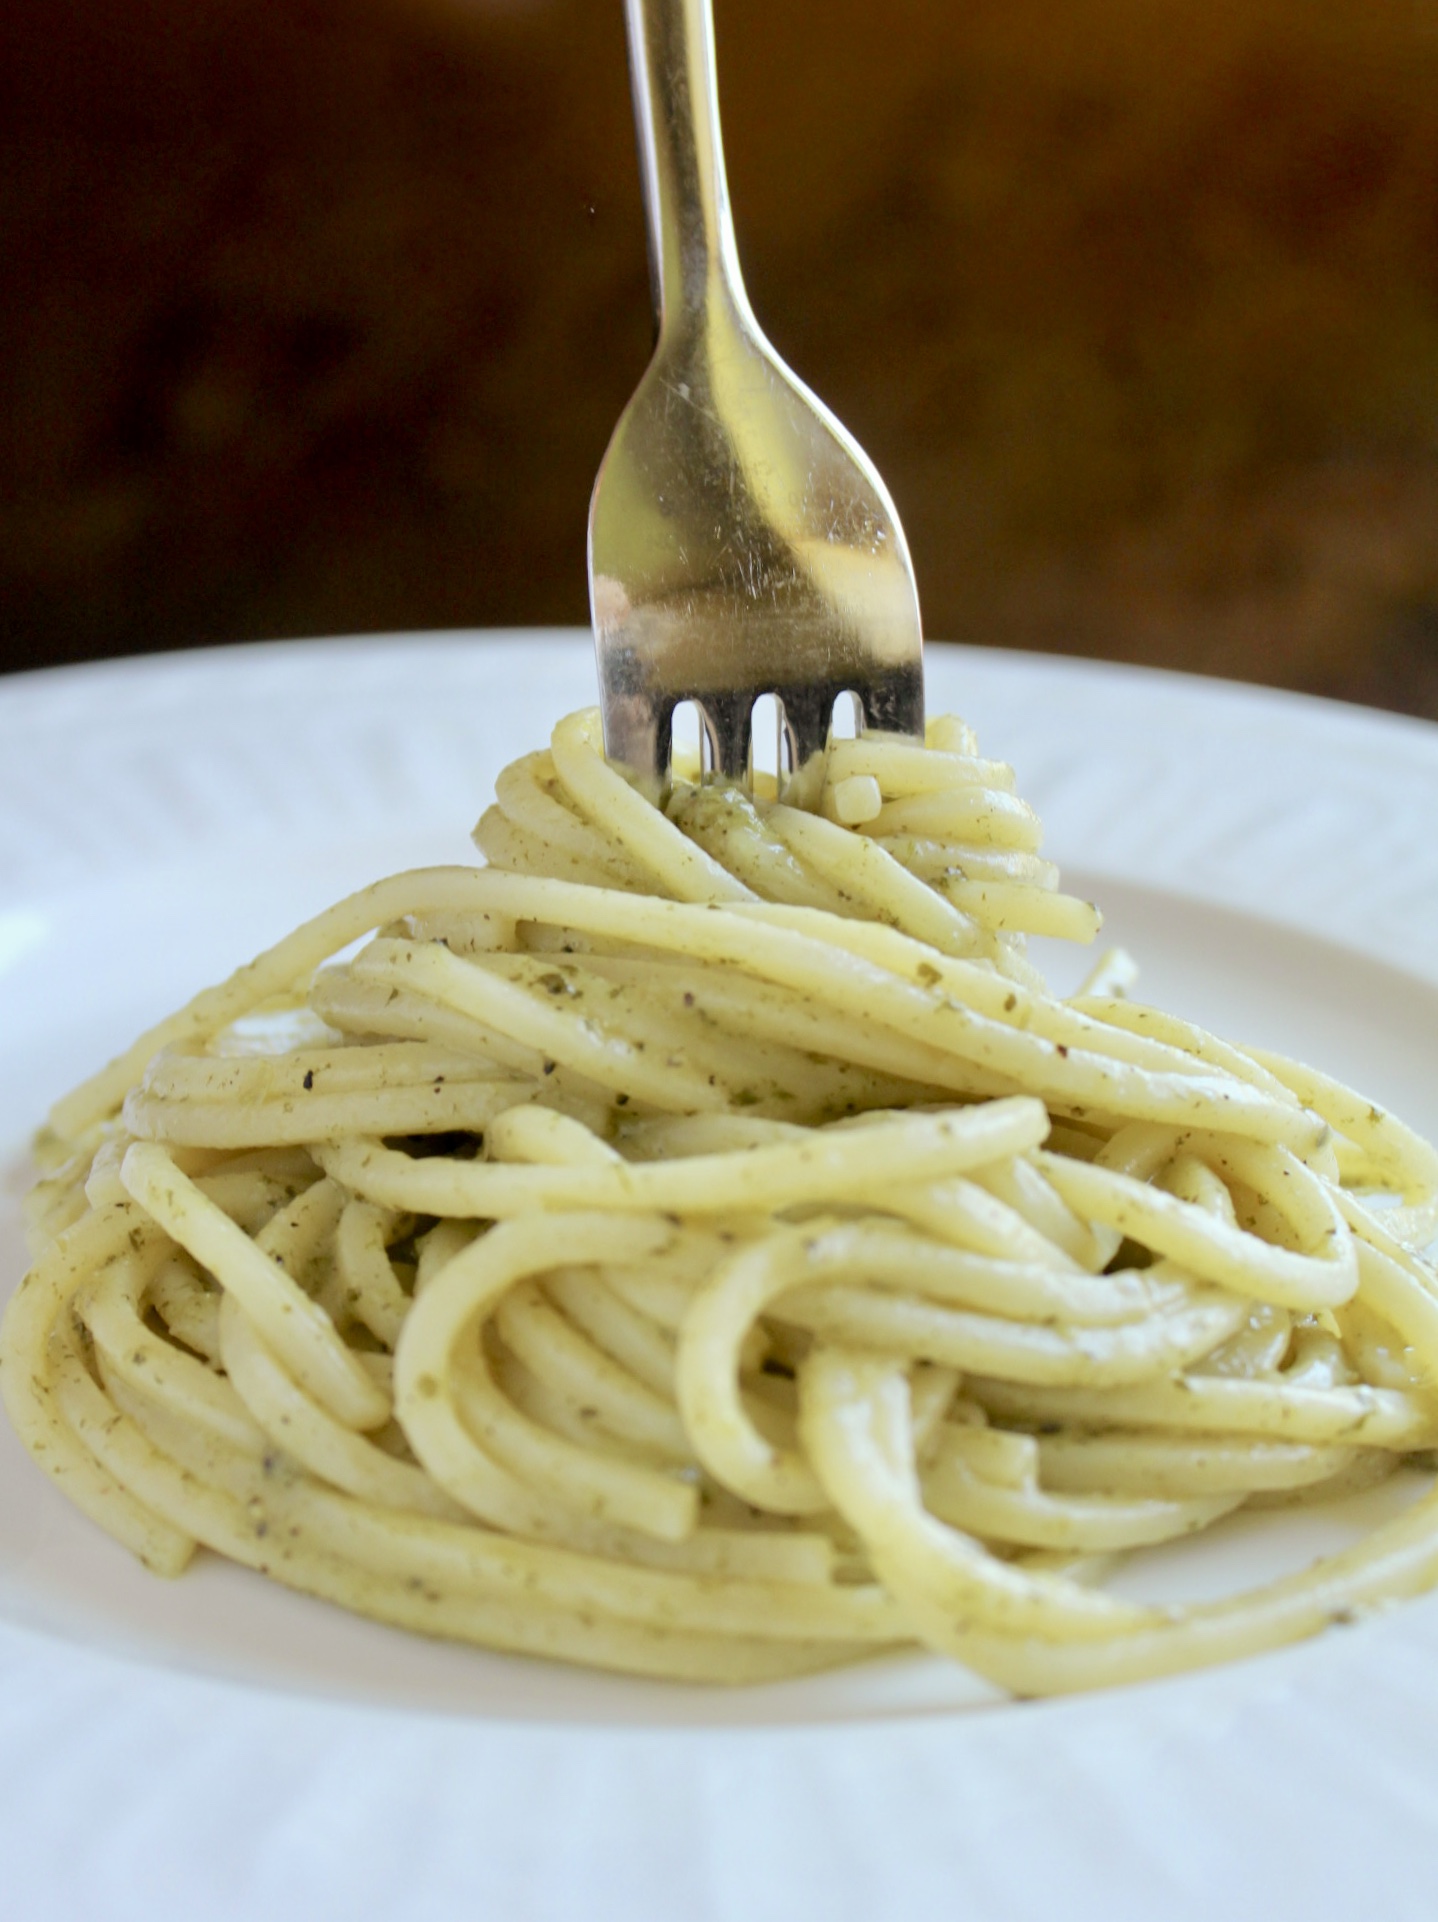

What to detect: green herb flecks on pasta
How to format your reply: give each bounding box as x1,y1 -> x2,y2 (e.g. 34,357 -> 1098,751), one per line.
8,706 -> 1438,1696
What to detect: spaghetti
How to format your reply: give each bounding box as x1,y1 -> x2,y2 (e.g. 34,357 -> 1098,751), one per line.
8,704 -> 1438,1694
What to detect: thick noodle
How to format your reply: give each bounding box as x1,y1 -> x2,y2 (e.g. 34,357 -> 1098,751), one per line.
8,705 -> 1438,1693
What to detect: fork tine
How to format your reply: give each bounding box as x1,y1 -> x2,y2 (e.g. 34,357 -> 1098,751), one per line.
780,687 -> 831,774
856,664 -> 926,740
697,692 -> 752,781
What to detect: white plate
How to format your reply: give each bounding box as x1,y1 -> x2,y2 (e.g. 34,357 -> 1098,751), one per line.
4,632 -> 1438,1920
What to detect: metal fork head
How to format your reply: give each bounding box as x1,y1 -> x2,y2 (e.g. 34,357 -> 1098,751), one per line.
588,0 -> 924,794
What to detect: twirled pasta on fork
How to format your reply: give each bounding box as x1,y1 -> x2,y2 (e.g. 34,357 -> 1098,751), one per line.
9,708 -> 1438,1694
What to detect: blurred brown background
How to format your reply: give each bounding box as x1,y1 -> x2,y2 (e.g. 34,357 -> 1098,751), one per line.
4,0 -> 1438,712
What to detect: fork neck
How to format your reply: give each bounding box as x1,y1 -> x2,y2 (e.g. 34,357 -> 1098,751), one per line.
624,0 -> 749,338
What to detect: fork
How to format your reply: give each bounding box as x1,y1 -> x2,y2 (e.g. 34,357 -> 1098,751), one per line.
588,0 -> 925,792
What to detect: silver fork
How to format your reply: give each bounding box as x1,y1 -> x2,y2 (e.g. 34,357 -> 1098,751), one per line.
588,0 -> 925,791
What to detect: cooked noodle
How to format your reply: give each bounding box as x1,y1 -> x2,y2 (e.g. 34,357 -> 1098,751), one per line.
8,705 -> 1438,1694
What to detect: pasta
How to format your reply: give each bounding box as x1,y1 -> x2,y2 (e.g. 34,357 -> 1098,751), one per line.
8,702 -> 1438,1696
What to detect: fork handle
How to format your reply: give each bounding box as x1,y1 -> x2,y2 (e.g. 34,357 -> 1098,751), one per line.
624,0 -> 746,335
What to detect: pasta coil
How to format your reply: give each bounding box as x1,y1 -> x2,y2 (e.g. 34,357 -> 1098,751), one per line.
8,705 -> 1438,1695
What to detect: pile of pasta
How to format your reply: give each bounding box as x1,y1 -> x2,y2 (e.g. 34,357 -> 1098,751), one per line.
10,706 -> 1438,1696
